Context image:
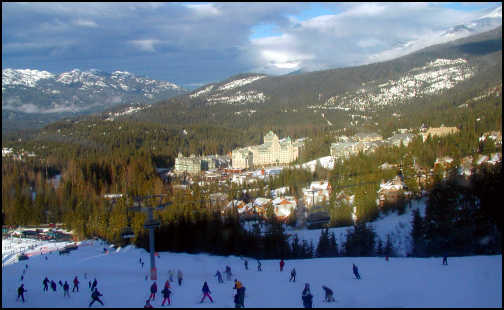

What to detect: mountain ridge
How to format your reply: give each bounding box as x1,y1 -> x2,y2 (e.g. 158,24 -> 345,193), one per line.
2,68 -> 188,131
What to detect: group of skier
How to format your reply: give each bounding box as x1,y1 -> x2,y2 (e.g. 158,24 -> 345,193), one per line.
28,274 -> 103,307
18,248 -> 451,308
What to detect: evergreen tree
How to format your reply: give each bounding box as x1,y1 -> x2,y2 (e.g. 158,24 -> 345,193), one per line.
343,222 -> 376,257
376,239 -> 384,256
328,231 -> 339,256
291,234 -> 302,258
411,208 -> 427,257
384,234 -> 395,257
316,228 -> 330,257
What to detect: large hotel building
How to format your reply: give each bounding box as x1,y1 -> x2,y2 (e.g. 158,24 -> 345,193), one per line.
232,131 -> 305,169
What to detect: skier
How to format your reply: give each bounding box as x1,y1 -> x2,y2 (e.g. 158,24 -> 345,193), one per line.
84,272 -> 88,279
352,263 -> 361,280
234,291 -> 241,308
257,260 -> 262,271
225,265 -> 232,281
144,299 -> 153,308
280,259 -> 285,272
63,281 -> 70,297
289,268 -> 296,282
161,283 -> 172,306
177,269 -> 183,286
43,277 -> 49,292
302,283 -> 313,308
234,279 -> 246,308
51,280 -> 57,292
442,256 -> 448,265
58,280 -> 63,288
73,276 -> 80,292
149,281 -> 158,301
200,281 -> 214,303
322,285 -> 335,302
215,270 -> 224,283
89,288 -> 104,307
17,284 -> 27,302
168,269 -> 174,282
244,259 -> 248,270
164,280 -> 171,290
91,278 -> 98,291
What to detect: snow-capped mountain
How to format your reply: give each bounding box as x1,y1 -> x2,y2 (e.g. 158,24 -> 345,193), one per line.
188,73 -> 269,106
440,6 -> 501,38
2,68 -> 187,129
310,57 -> 475,113
367,5 -> 502,65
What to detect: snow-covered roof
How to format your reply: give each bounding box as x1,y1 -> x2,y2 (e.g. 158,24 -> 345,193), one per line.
309,180 -> 330,191
476,155 -> 489,165
378,176 -> 404,193
254,197 -> 271,207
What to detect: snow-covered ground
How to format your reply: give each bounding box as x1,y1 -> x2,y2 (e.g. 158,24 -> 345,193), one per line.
296,156 -> 335,172
285,198 -> 428,257
2,232 -> 501,308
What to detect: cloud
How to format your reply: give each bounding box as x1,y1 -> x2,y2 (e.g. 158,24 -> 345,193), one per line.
184,3 -> 221,16
128,39 -> 161,52
2,2 -> 501,86
73,19 -> 98,28
247,3 -> 501,73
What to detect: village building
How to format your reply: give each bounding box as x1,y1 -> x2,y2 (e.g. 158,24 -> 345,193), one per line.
231,131 -> 304,169
479,131 -> 502,145
354,132 -> 383,142
272,196 -> 297,220
174,153 -> 229,175
330,142 -> 360,160
376,175 -> 406,207
421,126 -> 459,142
386,133 -> 417,147
434,156 -> 454,169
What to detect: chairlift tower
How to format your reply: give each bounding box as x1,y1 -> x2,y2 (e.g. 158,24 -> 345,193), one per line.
306,189 -> 317,208
105,193 -> 171,281
128,194 -> 171,281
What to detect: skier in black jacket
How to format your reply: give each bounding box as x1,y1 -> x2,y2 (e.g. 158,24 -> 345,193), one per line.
17,284 -> 27,302
289,268 -> 297,282
63,281 -> 70,297
43,277 -> 49,292
200,281 -> 214,303
352,263 -> 361,279
149,281 -> 157,301
51,280 -> 57,292
89,288 -> 104,307
322,285 -> 335,302
91,278 -> 98,291
215,270 -> 224,283
302,283 -> 313,308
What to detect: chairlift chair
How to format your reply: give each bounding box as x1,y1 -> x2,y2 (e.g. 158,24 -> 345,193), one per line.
306,210 -> 330,229
121,225 -> 135,239
121,203 -> 135,240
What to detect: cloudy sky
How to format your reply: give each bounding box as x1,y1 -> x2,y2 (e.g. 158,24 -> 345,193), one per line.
2,2 -> 501,88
